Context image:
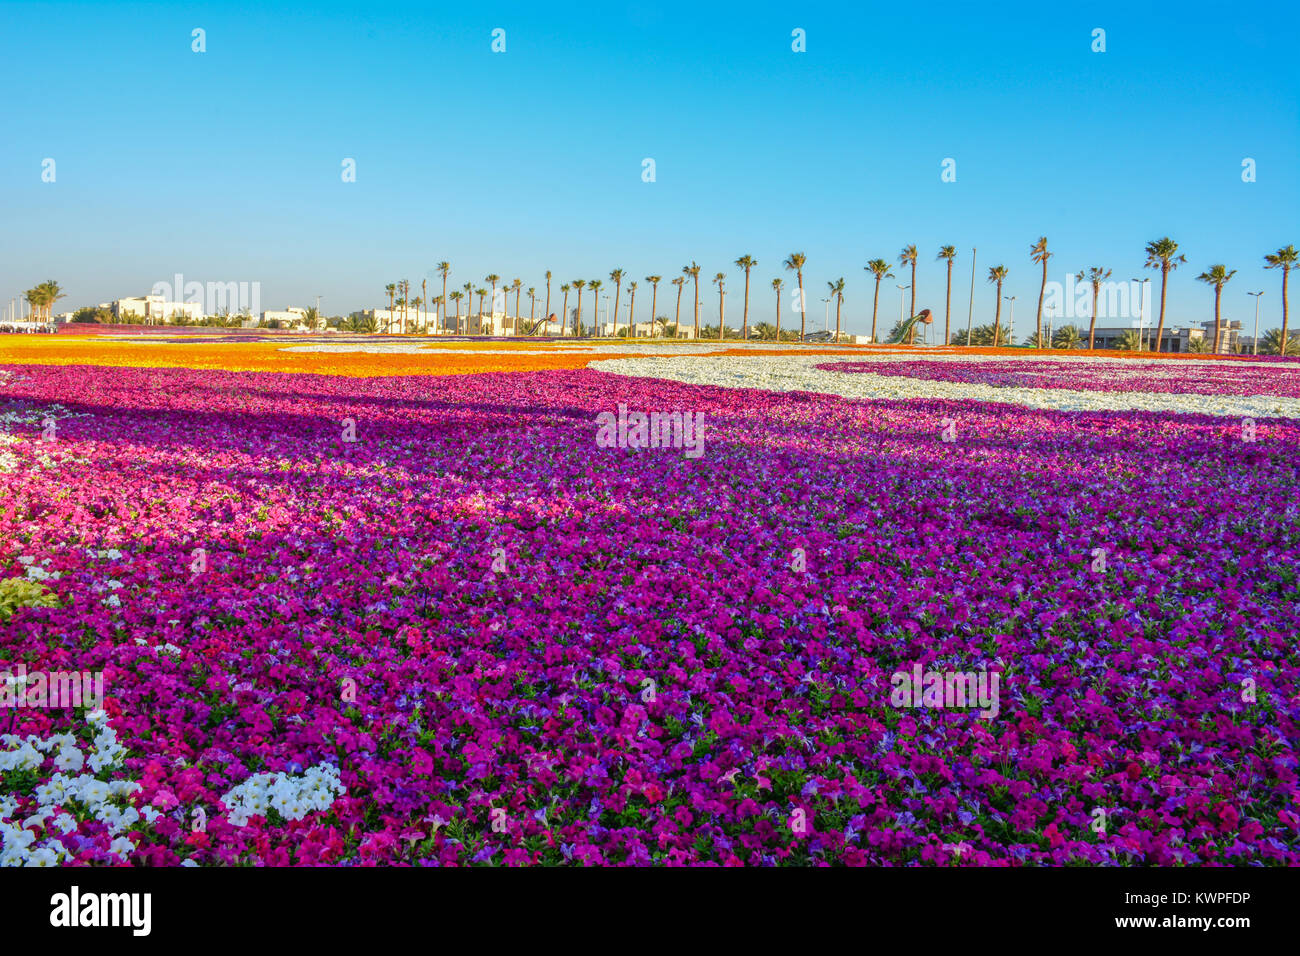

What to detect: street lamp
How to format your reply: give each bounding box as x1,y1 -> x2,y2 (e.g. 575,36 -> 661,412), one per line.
1004,296 -> 1016,346
1133,277 -> 1150,350
1247,291 -> 1264,355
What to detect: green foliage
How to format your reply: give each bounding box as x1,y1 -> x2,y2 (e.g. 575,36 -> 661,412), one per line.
0,577 -> 60,623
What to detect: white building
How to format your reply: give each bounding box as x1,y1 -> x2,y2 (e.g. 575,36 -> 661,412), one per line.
262,307 -> 310,328
105,295 -> 203,324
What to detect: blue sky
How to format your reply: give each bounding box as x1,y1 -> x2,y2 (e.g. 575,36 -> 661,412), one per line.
2,0 -> 1296,334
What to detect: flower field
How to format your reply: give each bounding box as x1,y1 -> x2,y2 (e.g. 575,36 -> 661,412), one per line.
2,340 -> 1298,866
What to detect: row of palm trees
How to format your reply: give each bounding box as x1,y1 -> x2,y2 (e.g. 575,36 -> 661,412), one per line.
380,256 -> 822,340
22,280 -> 65,322
394,242 -> 1294,352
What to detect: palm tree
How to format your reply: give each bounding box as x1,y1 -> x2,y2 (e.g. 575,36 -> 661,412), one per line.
827,278 -> 846,342
410,296 -> 423,333
626,281 -> 637,336
784,253 -> 808,342
527,287 -> 537,325
485,275 -> 501,325
1145,237 -> 1186,353
1196,264 -> 1237,352
475,288 -> 488,330
461,282 -> 473,333
645,276 -> 662,337
1258,328 -> 1298,355
713,272 -> 726,339
432,296 -> 445,333
609,269 -> 625,337
937,246 -> 957,345
1030,237 -> 1051,349
450,291 -> 463,330
572,279 -> 586,337
1112,328 -> 1141,351
1264,245 -> 1297,355
865,258 -> 893,343
1186,335 -> 1214,353
752,321 -> 776,341
735,255 -> 757,340
772,278 -> 785,341
672,276 -> 685,334
1076,267 -> 1112,349
588,279 -> 603,334
898,245 -> 918,319
384,283 -> 396,333
36,280 -> 64,322
511,278 -> 523,332
988,266 -> 1009,344
402,279 -> 411,332
437,262 -> 451,333
560,284 -> 570,335
683,262 -> 701,338
1053,324 -> 1082,349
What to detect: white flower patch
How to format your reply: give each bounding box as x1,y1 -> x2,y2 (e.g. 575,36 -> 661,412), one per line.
0,711 -> 156,867
594,354 -> 1300,419
219,763 -> 345,827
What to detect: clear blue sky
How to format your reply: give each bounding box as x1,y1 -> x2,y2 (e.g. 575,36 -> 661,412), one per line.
2,0 -> 1296,334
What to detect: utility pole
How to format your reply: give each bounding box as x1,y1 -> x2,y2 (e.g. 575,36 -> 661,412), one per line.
1248,291 -> 1263,355
966,247 -> 977,345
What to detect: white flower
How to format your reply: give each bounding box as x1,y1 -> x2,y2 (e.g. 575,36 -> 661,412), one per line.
53,746 -> 84,773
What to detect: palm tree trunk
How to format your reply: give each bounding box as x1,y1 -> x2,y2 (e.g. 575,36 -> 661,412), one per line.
1036,260 -> 1047,348
674,284 -> 683,332
742,270 -> 751,340
1214,287 -> 1223,352
797,272 -> 806,342
945,261 -> 953,346
775,288 -> 782,341
1089,282 -> 1099,349
693,277 -> 699,339
1281,267 -> 1291,355
1155,267 -> 1169,353
613,283 -> 621,337
871,280 -> 880,342
909,262 -> 916,319
993,282 -> 1003,344
650,285 -> 658,336
834,295 -> 842,342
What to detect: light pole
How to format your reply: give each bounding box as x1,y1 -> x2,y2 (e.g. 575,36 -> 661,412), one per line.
1248,291 -> 1264,355
1004,296 -> 1015,346
823,296 -> 831,335
1133,277 -> 1150,350
966,247 -> 976,345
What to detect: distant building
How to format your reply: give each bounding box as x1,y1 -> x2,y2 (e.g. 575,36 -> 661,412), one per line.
105,295 -> 203,324
262,307 -> 310,328
1088,320 -> 1241,353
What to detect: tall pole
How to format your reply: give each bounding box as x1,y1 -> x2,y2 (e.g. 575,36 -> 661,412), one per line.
1005,296 -> 1015,346
966,246 -> 977,345
1248,291 -> 1263,355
